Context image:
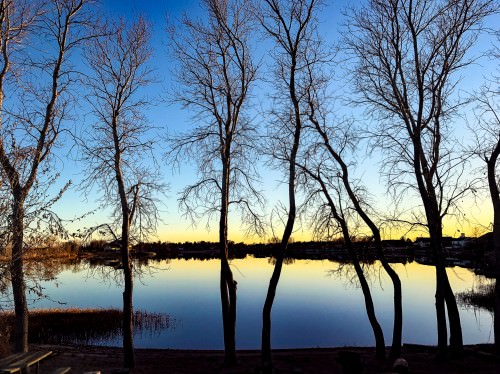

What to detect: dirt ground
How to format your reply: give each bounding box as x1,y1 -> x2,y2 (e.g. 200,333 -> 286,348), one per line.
24,343 -> 500,374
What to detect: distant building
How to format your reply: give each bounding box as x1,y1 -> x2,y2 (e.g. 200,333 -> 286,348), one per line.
414,237 -> 431,248
414,234 -> 471,249
450,233 -> 472,249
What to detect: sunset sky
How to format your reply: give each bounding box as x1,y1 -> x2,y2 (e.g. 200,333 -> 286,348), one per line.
50,0 -> 500,244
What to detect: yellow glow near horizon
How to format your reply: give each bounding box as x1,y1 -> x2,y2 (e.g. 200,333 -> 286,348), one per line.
154,194 -> 493,244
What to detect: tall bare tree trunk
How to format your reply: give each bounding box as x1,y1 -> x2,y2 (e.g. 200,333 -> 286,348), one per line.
262,114 -> 300,372
373,238 -> 402,358
10,194 -> 28,353
495,218 -> 500,356
346,242 -> 386,359
312,173 -> 386,359
313,126 -> 403,357
220,259 -> 237,365
428,217 -> 463,357
121,222 -> 134,368
486,147 -> 500,355
114,118 -> 135,368
415,138 -> 463,357
167,2 -> 257,363
346,0 -> 495,357
429,228 -> 448,356
261,217 -> 294,372
220,158 -> 237,365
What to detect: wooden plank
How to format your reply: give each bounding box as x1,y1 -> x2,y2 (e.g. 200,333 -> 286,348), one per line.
50,367 -> 71,374
0,353 -> 31,374
0,351 -> 52,373
23,351 -> 52,366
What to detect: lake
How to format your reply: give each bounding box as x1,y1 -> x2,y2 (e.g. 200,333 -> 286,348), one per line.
28,255 -> 493,349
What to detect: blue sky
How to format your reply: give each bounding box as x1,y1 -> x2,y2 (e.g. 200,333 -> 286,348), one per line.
51,0 -> 500,243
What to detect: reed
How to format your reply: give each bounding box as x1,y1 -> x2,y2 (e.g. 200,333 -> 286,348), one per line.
457,283 -> 495,312
0,308 -> 172,346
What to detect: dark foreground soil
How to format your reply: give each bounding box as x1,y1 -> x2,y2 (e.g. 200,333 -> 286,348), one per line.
29,343 -> 500,374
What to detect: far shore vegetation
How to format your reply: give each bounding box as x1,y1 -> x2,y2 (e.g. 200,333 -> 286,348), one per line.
0,232 -> 496,274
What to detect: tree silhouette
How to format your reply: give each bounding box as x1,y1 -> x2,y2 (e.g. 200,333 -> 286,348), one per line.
79,17 -> 161,368
346,0 -> 496,357
472,34 -> 500,355
0,0 -> 91,352
168,0 -> 262,365
255,0 -> 321,371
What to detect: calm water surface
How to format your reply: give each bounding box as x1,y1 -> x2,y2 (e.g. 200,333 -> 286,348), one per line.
32,256 -> 493,349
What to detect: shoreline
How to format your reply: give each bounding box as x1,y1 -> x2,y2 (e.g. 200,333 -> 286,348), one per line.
29,343 -> 500,373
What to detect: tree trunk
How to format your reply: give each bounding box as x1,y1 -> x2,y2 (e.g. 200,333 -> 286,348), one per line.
343,173 -> 402,357
10,195 -> 28,353
429,220 -> 463,357
376,246 -> 402,358
345,241 -> 386,359
220,258 -> 237,365
443,272 -> 463,356
261,251 -> 285,372
220,159 -> 237,366
261,163 -> 297,372
495,234 -> 500,356
261,159 -> 297,373
434,261 -> 448,358
121,223 -> 135,368
414,138 -> 462,357
311,112 -> 402,358
486,151 -> 500,355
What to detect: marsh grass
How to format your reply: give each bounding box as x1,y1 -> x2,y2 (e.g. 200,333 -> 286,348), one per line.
0,242 -> 79,263
0,308 -> 172,346
457,283 -> 495,312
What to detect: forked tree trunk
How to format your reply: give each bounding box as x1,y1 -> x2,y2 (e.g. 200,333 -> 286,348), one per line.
429,220 -> 463,358
309,109 -> 403,357
305,168 -> 386,359
414,138 -> 463,357
444,272 -> 463,356
339,163 -> 402,357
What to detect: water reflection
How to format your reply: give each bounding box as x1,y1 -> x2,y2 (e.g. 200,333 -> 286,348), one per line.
17,255 -> 495,349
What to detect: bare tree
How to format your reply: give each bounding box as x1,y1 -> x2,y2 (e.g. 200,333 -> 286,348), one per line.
167,0 -> 261,365
255,0 -> 322,371
346,0 -> 496,357
0,0 -> 91,352
473,35 -> 500,355
79,17 -> 161,369
300,70 -> 402,357
299,160 -> 387,358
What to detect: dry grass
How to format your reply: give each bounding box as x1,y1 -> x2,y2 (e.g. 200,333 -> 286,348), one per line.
0,243 -> 79,263
457,283 -> 495,312
0,308 -> 171,347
